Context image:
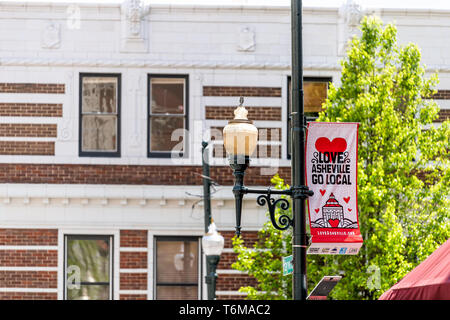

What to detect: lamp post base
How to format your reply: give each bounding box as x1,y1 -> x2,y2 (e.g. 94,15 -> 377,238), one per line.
205,255 -> 220,300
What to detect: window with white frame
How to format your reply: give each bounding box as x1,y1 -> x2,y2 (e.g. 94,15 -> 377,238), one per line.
64,235 -> 113,300
154,236 -> 200,300
148,75 -> 189,158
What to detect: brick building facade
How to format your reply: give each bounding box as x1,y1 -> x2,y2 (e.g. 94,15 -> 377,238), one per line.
0,0 -> 448,300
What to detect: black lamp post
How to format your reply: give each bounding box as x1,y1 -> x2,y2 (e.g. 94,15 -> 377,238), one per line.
222,0 -> 311,300
202,141 -> 212,233
202,222 -> 225,300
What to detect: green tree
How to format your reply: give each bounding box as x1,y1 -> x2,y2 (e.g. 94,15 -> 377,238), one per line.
232,16 -> 449,300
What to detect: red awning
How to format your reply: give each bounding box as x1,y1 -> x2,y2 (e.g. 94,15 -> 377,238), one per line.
379,238 -> 450,300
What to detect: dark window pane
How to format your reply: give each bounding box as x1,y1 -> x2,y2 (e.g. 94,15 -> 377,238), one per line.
82,115 -> 117,152
156,240 -> 198,284
66,239 -> 110,283
156,285 -> 197,300
82,77 -> 117,114
67,285 -> 110,300
150,116 -> 184,152
304,81 -> 328,113
288,78 -> 329,157
150,79 -> 185,114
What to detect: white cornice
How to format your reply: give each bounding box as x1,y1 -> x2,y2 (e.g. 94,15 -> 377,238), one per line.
0,184 -> 266,203
2,57 -> 450,72
3,1 -> 450,16
0,57 -> 341,71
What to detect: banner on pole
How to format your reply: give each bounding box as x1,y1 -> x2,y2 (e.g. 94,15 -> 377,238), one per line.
305,122 -> 363,255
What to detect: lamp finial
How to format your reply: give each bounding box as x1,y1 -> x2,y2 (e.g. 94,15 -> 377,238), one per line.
234,97 -> 248,120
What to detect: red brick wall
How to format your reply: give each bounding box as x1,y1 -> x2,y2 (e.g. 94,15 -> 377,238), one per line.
0,229 -> 58,301
426,90 -> 450,122
119,294 -> 147,300
216,230 -> 259,300
203,86 -> 281,97
434,109 -> 450,122
0,227 -> 260,300
213,144 -> 282,159
0,141 -> 54,155
0,103 -> 62,117
0,270 -> 57,288
0,164 -> 293,186
0,124 -> 57,138
120,230 -> 148,248
0,229 -> 58,246
220,231 -> 260,249
120,251 -> 147,269
216,273 -> 258,291
0,292 -> 57,300
217,252 -> 238,270
210,127 -> 281,141
205,106 -> 281,121
119,229 -> 148,300
0,250 -> 57,267
120,273 -> 147,290
0,83 -> 65,94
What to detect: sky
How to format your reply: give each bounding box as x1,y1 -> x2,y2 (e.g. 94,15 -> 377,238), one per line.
11,0 -> 450,10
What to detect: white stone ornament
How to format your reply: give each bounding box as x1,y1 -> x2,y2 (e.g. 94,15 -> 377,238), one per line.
120,0 -> 151,53
41,22 -> 61,49
237,26 -> 255,52
126,0 -> 144,37
337,0 -> 363,56
60,119 -> 73,141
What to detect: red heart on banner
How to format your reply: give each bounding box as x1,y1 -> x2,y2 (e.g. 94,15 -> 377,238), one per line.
315,137 -> 347,153
315,208 -> 320,213
328,219 -> 340,228
319,189 -> 326,196
343,197 -> 350,203
348,208 -> 352,212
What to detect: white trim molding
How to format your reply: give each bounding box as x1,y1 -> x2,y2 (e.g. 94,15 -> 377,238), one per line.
0,288 -> 58,293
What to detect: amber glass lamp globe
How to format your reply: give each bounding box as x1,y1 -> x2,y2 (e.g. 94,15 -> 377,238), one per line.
222,105 -> 258,157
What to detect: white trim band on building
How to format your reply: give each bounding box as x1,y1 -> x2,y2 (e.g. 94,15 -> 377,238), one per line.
216,290 -> 248,296
216,269 -> 248,275
119,247 -> 148,252
118,290 -> 148,295
0,267 -> 58,272
0,246 -> 58,251
119,269 -> 148,273
0,288 -> 58,293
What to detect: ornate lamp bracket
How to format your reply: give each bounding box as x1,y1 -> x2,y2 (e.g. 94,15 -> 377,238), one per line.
257,190 -> 292,231
234,185 -> 313,235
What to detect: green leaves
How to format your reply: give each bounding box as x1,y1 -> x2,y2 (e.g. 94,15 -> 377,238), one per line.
319,16 -> 449,299
232,16 -> 449,300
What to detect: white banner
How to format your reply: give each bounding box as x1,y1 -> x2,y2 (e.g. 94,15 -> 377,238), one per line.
305,122 -> 363,255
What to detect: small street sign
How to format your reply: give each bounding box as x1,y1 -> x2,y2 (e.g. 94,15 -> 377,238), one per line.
282,255 -> 293,276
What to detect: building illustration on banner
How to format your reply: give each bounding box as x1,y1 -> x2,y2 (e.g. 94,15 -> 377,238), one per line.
311,193 -> 358,229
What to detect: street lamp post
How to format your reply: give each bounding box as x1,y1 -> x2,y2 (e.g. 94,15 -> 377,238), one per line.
202,222 -> 225,300
222,0 -> 310,300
